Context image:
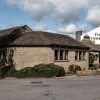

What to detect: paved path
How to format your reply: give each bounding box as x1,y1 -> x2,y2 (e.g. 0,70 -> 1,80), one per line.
0,76 -> 100,100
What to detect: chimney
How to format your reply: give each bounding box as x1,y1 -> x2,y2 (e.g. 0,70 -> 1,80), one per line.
76,31 -> 82,41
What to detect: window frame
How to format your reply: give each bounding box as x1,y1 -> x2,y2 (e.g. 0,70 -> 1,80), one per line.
54,50 -> 69,61
75,51 -> 86,61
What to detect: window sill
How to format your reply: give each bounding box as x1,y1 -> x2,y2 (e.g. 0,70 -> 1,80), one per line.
54,60 -> 70,62
75,60 -> 86,62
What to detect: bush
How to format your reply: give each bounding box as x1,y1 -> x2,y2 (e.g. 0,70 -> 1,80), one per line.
6,66 -> 17,77
0,66 -> 11,78
14,67 -> 34,78
89,53 -> 95,67
15,64 -> 65,78
0,64 -> 65,78
68,65 -> 82,74
0,65 -> 17,78
89,64 -> 100,70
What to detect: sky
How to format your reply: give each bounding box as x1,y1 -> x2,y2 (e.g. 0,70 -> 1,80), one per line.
0,0 -> 100,37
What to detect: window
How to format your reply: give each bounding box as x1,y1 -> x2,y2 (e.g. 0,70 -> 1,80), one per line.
96,37 -> 98,40
54,50 -> 68,61
65,51 -> 68,60
79,51 -> 82,60
83,52 -> 86,60
75,51 -> 86,61
60,50 -> 63,60
55,50 -> 59,60
75,51 -> 78,60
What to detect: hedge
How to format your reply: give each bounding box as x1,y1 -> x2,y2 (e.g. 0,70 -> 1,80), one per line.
0,66 -> 17,78
15,64 -> 65,78
0,64 -> 65,78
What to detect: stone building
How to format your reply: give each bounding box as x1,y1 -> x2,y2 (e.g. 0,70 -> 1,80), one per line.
76,31 -> 100,65
0,25 -> 90,71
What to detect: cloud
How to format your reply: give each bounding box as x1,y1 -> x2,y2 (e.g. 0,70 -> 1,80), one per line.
46,30 -> 57,33
57,23 -> 87,38
32,24 -> 57,33
87,6 -> 100,26
4,0 -> 100,27
32,23 -> 87,35
0,0 -> 5,6
5,0 -> 90,24
79,24 -> 87,31
58,24 -> 78,34
32,24 -> 48,31
52,0 -> 90,24
6,0 -> 54,21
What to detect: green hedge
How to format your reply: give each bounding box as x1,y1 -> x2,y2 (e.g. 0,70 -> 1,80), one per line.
0,64 -> 65,78
6,66 -> 17,77
15,64 -> 65,78
0,66 -> 17,78
68,65 -> 82,74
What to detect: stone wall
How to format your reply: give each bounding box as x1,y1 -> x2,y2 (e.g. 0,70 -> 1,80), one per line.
12,47 -> 89,71
13,47 -> 54,70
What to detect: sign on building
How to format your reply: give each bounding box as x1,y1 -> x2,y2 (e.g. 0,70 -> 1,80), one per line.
81,26 -> 100,44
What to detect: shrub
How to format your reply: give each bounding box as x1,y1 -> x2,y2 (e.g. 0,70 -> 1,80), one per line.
89,53 -> 95,67
14,67 -> 34,78
75,65 -> 82,72
0,65 -> 17,78
0,66 -> 11,78
15,64 -> 65,78
89,64 -> 100,70
0,64 -> 65,78
6,66 -> 17,77
68,65 -> 74,73
68,65 -> 82,74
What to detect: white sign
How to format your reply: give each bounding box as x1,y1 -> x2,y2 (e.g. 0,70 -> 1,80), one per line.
81,27 -> 100,44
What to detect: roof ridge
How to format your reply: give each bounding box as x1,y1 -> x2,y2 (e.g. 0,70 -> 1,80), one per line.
0,25 -> 27,31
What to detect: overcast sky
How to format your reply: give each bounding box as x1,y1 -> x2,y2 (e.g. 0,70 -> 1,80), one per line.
0,0 -> 100,37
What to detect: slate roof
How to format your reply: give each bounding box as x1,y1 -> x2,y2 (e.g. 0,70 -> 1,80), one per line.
0,25 -> 32,37
0,26 -> 89,49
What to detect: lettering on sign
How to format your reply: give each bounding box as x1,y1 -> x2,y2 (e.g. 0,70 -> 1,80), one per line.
95,33 -> 100,36
90,33 -> 100,41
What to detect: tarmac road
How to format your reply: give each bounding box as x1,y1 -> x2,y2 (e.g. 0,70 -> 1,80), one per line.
0,76 -> 100,100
